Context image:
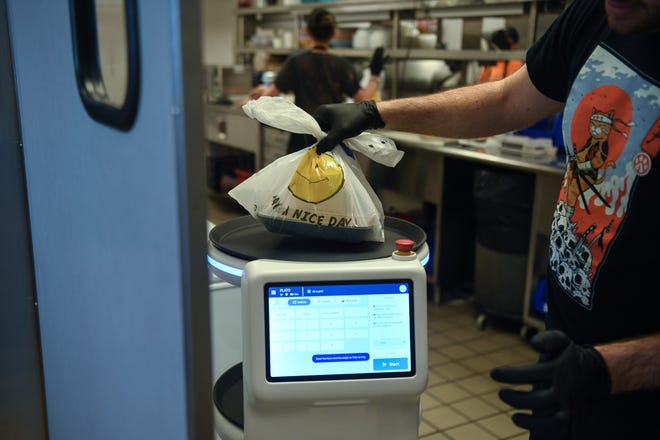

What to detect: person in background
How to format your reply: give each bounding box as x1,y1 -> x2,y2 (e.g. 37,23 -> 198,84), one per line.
248,7 -> 385,153
312,0 -> 659,438
478,26 -> 524,82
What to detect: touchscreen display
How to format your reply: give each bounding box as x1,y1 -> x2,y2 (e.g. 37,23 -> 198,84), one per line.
264,280 -> 415,382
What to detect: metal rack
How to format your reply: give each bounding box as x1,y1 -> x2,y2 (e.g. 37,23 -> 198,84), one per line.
234,0 -> 561,98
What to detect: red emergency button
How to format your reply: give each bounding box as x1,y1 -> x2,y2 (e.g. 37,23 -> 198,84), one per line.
395,239 -> 415,253
392,238 -> 416,261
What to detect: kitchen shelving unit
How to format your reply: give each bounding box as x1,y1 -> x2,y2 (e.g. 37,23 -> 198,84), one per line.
233,0 -> 563,98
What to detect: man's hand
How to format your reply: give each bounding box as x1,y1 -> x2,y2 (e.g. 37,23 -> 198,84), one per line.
313,101 -> 385,154
490,330 -> 611,436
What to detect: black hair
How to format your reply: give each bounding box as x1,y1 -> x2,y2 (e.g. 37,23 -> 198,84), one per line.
505,26 -> 519,44
307,7 -> 336,42
490,29 -> 511,50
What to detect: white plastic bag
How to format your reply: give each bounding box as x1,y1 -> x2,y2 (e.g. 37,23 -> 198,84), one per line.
231,97 -> 403,242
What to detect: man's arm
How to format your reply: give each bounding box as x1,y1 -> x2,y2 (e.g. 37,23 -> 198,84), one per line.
596,333 -> 660,394
377,65 -> 565,139
314,65 -> 565,152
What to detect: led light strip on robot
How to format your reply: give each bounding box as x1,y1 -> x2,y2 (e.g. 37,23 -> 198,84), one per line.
207,253 -> 430,279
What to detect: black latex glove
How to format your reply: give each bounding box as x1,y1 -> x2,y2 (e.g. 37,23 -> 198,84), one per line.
313,100 -> 385,154
369,47 -> 386,76
490,330 -> 611,437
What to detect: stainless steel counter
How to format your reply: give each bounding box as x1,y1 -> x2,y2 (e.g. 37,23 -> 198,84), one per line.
205,103 -> 293,171
206,103 -> 246,115
205,103 -> 263,168
378,129 -> 565,176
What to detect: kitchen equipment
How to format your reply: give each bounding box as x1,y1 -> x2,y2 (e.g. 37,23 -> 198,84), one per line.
281,31 -> 294,49
352,28 -> 370,49
220,66 -> 253,103
396,60 -> 453,96
368,27 -> 391,49
260,70 -> 276,86
208,215 -> 430,440
204,65 -> 222,103
417,33 -> 438,49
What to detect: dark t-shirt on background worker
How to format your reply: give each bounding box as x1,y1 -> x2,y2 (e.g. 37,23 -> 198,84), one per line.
248,7 -> 384,154
311,0 -> 660,438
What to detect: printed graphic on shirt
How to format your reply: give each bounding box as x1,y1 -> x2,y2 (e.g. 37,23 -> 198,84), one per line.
552,45 -> 660,309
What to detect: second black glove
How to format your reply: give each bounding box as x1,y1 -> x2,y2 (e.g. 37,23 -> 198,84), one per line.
490,330 -> 611,437
369,47 -> 386,76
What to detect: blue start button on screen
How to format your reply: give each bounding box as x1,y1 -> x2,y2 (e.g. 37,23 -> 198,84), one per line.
373,358 -> 409,371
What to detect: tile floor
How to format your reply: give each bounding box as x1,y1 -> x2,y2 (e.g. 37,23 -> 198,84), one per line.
207,194 -> 536,440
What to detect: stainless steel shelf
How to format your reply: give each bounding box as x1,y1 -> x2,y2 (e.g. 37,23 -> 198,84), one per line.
237,47 -> 528,61
236,0 -> 537,16
234,0 -> 557,76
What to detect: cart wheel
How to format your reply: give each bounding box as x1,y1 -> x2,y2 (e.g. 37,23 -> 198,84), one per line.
476,314 -> 488,330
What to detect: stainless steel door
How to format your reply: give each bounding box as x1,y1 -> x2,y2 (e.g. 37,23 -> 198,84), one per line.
5,0 -> 211,438
0,0 -> 48,437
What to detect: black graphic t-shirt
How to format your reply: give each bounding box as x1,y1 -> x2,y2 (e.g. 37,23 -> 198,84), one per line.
529,0 -> 660,344
526,0 -> 660,437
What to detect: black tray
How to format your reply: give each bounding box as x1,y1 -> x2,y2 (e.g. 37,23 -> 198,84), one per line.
258,214 -> 372,243
209,215 -> 426,263
213,362 -> 243,429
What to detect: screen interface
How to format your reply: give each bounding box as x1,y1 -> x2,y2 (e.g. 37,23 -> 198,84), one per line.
264,279 -> 415,382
